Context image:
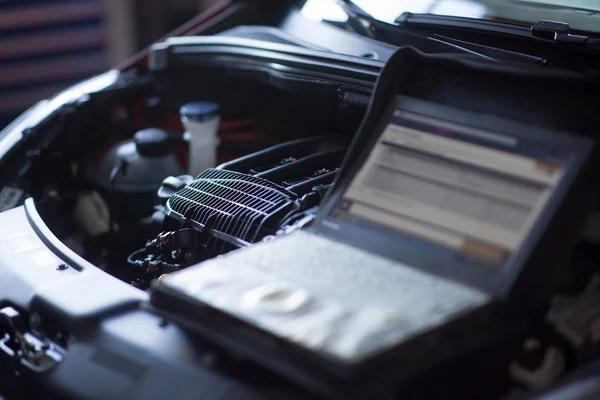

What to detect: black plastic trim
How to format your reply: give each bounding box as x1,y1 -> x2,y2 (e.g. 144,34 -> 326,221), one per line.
23,198 -> 147,331
149,36 -> 383,88
217,25 -> 327,50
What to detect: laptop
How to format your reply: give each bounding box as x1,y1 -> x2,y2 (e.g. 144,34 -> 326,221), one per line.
151,74 -> 593,397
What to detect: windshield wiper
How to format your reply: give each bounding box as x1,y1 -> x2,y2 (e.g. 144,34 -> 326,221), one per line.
333,0 -> 494,60
331,1 -> 543,64
395,12 -> 533,38
396,13 -> 600,50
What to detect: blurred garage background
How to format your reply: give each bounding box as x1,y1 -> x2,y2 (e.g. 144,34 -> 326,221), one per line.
0,0 -> 217,129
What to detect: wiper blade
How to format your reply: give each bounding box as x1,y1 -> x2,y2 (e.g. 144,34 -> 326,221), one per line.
331,2 -> 541,64
332,1 -> 491,61
396,13 -> 600,50
395,12 -> 533,38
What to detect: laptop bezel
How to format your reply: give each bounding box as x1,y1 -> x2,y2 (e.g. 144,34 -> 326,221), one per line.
312,95 -> 592,297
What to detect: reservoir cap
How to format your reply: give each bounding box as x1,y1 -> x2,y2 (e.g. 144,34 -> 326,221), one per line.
134,128 -> 172,157
180,102 -> 220,122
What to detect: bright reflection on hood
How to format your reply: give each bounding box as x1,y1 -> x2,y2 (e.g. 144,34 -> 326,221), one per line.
351,0 -> 486,23
301,0 -> 600,34
301,0 -> 486,23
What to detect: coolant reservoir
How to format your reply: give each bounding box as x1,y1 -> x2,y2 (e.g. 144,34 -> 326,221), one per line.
95,128 -> 185,220
180,101 -> 220,177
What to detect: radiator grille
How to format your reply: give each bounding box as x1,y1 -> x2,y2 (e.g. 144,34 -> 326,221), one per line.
166,169 -> 297,244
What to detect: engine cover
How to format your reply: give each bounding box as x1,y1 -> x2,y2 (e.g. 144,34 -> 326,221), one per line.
165,168 -> 298,246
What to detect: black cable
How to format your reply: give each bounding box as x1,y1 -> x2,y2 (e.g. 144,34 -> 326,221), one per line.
127,247 -> 181,273
157,261 -> 180,272
127,248 -> 148,266
278,207 -> 302,230
278,207 -> 317,231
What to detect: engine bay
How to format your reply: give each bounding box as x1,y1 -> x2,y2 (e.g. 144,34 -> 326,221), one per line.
21,67 -> 362,291
0,27 -> 600,400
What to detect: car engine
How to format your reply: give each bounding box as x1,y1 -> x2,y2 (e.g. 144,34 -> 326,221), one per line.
126,135 -> 348,287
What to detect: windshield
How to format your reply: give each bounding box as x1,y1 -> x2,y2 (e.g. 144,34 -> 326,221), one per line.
301,0 -> 600,34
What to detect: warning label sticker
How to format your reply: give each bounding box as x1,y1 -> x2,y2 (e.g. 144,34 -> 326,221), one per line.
28,249 -> 57,266
1,232 -> 42,253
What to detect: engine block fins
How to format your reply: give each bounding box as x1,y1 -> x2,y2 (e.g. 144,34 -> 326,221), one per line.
166,169 -> 297,246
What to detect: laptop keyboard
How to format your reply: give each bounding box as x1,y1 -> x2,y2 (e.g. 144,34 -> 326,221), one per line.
162,230 -> 489,363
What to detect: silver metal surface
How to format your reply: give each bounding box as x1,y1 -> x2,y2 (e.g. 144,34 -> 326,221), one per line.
163,230 -> 490,363
166,169 -> 295,251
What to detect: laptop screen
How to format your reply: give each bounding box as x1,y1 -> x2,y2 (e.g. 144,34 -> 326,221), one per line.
330,97 -> 580,273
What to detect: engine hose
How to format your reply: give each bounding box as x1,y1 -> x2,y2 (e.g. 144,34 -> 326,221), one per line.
127,248 -> 181,274
127,248 -> 147,266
